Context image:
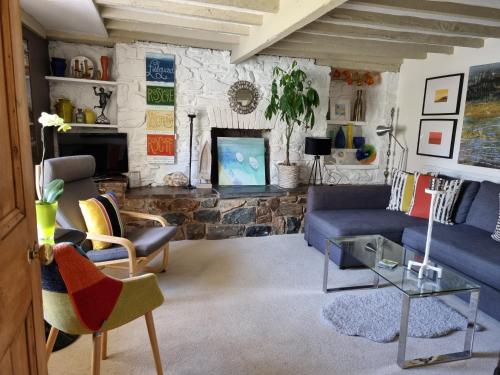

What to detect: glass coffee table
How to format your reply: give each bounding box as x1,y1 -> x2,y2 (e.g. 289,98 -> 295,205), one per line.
324,235 -> 480,369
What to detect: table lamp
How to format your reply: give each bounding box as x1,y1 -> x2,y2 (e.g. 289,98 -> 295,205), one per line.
305,137 -> 332,185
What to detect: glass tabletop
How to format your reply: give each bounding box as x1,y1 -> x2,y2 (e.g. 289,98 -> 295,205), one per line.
329,235 -> 480,297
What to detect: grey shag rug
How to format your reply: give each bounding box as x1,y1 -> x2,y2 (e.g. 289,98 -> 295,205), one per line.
322,289 -> 482,343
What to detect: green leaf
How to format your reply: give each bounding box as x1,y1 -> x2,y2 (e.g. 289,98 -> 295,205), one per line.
43,179 -> 64,204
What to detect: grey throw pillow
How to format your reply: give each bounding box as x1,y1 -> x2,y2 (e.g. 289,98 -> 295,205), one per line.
492,193 -> 500,243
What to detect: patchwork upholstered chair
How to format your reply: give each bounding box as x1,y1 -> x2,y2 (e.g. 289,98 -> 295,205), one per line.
43,155 -> 177,276
43,242 -> 165,375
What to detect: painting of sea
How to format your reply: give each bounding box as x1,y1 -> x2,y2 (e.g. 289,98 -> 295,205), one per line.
458,62 -> 500,169
217,137 -> 265,185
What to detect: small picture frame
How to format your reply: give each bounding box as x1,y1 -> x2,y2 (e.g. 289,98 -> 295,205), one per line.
417,119 -> 457,159
422,73 -> 464,115
332,98 -> 351,121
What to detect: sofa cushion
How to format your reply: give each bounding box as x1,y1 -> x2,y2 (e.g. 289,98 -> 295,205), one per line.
453,180 -> 480,224
307,209 -> 427,243
402,224 -> 500,290
466,181 -> 500,232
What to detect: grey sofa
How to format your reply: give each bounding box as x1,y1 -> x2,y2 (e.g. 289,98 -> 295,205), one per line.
304,181 -> 500,321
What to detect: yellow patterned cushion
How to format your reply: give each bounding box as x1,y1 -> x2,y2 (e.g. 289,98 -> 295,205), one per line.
400,174 -> 415,212
79,193 -> 124,250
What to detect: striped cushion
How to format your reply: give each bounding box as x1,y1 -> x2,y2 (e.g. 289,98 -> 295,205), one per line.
387,170 -> 415,213
492,193 -> 500,242
433,178 -> 463,225
79,192 -> 125,250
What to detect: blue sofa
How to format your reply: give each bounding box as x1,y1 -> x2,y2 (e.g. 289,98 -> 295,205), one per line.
304,181 -> 500,321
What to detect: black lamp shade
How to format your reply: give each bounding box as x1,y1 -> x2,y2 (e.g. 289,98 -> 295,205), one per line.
305,137 -> 332,156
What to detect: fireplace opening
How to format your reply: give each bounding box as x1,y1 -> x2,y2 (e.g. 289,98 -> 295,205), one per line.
211,128 -> 271,186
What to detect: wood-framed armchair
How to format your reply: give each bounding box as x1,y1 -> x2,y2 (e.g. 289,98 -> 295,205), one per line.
42,155 -> 177,277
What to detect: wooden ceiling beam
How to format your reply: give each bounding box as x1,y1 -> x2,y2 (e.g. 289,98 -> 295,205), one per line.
46,31 -> 124,47
326,8 -> 500,38
106,20 -> 240,44
109,30 -> 234,50
304,22 -> 484,48
95,0 -> 263,25
187,0 -> 279,13
100,7 -> 250,35
349,0 -> 500,21
316,59 -> 401,72
262,47 -> 403,64
230,0 -> 348,64
286,32 -> 453,55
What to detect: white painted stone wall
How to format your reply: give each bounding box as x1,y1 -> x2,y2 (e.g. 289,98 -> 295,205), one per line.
49,41 -> 395,186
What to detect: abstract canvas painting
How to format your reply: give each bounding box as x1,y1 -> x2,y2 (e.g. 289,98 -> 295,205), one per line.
458,62 -> 500,169
217,137 -> 265,185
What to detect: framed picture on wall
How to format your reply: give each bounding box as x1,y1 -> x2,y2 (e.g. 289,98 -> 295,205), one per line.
422,73 -> 464,115
417,119 -> 457,159
332,98 -> 351,121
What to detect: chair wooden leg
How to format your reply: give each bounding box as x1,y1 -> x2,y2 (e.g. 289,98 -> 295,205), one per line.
161,244 -> 169,272
101,331 -> 108,360
46,327 -> 59,360
91,332 -> 102,375
145,311 -> 163,375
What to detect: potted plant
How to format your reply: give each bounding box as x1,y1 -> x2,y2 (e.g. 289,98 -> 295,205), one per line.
36,113 -> 71,244
265,61 -> 320,188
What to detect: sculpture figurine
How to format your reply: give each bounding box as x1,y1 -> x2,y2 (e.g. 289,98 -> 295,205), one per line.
93,86 -> 112,124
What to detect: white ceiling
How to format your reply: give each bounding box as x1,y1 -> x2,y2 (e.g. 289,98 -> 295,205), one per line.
20,0 -> 107,37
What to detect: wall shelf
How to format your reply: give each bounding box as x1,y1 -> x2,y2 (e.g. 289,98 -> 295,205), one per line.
327,120 -> 367,126
67,123 -> 118,129
45,76 -> 118,86
331,148 -> 357,152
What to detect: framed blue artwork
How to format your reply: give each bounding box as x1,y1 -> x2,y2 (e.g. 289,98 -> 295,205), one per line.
146,53 -> 175,84
217,137 -> 265,185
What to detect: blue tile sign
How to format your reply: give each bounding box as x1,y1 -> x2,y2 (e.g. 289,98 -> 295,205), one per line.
146,53 -> 175,84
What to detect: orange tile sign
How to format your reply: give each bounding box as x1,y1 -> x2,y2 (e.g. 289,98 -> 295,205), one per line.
147,134 -> 175,163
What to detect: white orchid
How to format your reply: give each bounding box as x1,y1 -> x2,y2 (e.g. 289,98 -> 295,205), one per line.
37,112 -> 71,201
38,112 -> 71,132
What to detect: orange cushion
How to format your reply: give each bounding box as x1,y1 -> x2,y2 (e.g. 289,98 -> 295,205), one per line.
408,174 -> 433,219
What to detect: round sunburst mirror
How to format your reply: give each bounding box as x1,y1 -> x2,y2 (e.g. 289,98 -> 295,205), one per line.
228,81 -> 260,114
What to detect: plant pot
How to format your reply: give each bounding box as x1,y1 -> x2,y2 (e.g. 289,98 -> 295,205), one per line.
36,201 -> 58,245
278,163 -> 299,189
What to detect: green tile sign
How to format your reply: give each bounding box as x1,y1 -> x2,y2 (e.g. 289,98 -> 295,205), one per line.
146,85 -> 175,106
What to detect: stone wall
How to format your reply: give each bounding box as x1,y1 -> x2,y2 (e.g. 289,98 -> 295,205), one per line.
121,190 -> 307,241
49,41 -> 397,187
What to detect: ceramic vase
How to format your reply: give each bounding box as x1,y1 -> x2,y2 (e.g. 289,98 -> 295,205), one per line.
35,201 -> 58,245
51,57 -> 66,77
334,127 -> 346,148
100,56 -> 109,81
346,123 -> 353,149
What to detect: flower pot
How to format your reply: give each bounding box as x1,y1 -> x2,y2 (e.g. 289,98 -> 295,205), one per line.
36,201 -> 58,245
278,163 -> 299,189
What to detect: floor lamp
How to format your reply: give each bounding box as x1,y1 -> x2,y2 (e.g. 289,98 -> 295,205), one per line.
376,108 -> 408,184
305,137 -> 332,185
187,112 -> 196,190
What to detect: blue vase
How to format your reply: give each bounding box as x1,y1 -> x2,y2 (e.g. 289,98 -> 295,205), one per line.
335,127 -> 346,148
353,136 -> 365,149
51,57 -> 66,77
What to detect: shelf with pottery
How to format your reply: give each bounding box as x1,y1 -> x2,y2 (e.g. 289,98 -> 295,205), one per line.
45,76 -> 118,86
66,123 -> 118,129
326,120 -> 367,126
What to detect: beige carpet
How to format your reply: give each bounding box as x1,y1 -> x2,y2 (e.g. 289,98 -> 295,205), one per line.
49,234 -> 500,375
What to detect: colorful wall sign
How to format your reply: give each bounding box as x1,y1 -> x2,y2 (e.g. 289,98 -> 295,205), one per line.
145,53 -> 176,164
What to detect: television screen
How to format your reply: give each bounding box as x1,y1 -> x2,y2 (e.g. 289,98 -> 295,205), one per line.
57,132 -> 129,177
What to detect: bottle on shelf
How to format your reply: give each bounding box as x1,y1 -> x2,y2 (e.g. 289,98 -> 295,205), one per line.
352,90 -> 364,122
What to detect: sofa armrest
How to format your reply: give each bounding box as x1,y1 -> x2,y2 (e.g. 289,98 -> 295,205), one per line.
306,184 -> 391,212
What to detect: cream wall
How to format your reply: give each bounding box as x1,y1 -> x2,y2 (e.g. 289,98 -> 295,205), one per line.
396,38 -> 500,182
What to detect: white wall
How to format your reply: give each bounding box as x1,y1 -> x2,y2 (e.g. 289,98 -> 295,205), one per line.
396,38 -> 500,182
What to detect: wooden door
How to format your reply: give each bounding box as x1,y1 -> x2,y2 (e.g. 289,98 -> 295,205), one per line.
0,0 -> 48,374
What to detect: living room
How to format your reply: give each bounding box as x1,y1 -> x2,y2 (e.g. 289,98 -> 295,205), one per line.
1,0 -> 500,374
